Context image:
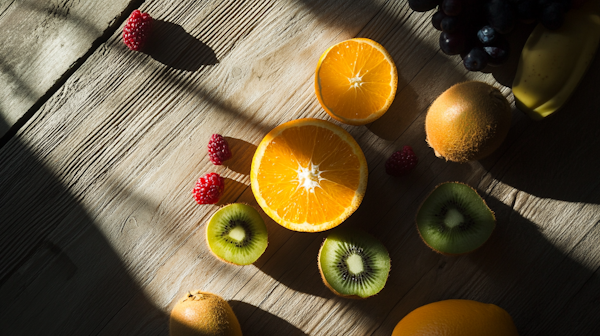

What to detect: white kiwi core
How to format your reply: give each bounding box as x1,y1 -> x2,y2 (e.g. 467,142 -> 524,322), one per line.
346,253 -> 364,274
228,226 -> 246,242
444,208 -> 464,228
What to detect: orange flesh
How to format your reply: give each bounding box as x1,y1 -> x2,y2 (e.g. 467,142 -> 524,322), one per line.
252,119 -> 367,232
316,38 -> 397,124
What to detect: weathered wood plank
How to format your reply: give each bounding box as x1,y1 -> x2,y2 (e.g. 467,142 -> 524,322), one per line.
0,0 -> 138,138
1,0 -> 600,335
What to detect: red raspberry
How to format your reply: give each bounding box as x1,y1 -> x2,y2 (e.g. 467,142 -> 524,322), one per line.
207,134 -> 232,165
193,173 -> 225,204
123,10 -> 153,51
385,146 -> 418,176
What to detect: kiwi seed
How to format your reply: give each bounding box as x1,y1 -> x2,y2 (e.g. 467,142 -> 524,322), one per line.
318,228 -> 391,299
416,182 -> 495,255
206,203 -> 268,265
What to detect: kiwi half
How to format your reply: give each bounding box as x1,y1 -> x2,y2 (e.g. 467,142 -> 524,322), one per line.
416,182 -> 495,255
318,228 -> 391,299
206,203 -> 268,265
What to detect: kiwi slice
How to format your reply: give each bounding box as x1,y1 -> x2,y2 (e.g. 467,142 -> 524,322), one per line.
416,182 -> 495,255
206,203 -> 268,265
318,228 -> 391,299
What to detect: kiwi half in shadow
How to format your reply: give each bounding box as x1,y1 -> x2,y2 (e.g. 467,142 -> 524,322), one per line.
318,228 -> 391,299
206,203 -> 268,265
416,182 -> 495,255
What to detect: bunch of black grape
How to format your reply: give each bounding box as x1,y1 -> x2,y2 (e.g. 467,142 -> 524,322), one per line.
408,0 -> 573,71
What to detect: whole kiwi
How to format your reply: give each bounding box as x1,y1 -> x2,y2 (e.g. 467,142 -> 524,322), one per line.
425,81 -> 511,163
170,291 -> 242,336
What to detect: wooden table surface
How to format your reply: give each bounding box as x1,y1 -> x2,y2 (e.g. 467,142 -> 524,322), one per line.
1,0 -> 600,335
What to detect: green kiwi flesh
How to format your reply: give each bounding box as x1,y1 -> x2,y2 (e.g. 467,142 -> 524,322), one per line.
206,203 -> 268,265
318,228 -> 391,299
416,182 -> 495,255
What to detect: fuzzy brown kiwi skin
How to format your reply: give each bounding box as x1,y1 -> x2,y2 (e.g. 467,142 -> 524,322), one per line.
205,203 -> 268,266
170,290 -> 242,336
316,237 -> 390,299
425,81 -> 512,163
415,182 -> 496,256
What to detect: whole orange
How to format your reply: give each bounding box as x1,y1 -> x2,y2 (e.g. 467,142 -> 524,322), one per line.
392,299 -> 519,336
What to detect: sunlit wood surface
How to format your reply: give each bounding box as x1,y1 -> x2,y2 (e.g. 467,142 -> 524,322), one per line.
1,0 -> 599,335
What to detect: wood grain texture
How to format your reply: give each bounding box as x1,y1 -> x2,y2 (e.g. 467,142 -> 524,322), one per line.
0,0 -> 137,138
1,0 -> 599,335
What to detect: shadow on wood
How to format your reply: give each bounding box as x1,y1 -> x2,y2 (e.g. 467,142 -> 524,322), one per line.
480,51 -> 600,204
229,300 -> 309,335
369,194 -> 600,335
473,197 -> 600,335
253,217 -> 332,299
218,178 -> 250,205
223,137 -> 256,176
147,20 -> 218,71
0,126 -> 168,334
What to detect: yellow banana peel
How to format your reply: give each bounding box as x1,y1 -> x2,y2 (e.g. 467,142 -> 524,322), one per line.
512,0 -> 600,120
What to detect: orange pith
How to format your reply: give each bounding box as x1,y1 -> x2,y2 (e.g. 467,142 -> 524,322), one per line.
315,38 -> 398,125
250,118 -> 368,232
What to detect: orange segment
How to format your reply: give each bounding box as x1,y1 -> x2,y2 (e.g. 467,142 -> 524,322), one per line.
315,38 -> 398,125
251,118 -> 368,232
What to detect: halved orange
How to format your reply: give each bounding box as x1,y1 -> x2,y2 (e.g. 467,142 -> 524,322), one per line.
315,38 -> 398,125
250,118 -> 368,232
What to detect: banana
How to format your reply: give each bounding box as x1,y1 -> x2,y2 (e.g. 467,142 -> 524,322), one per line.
512,0 -> 600,120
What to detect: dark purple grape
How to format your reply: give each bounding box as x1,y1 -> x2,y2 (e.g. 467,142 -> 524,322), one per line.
409,0 -> 442,12
486,0 -> 517,34
537,0 -> 571,9
441,16 -> 464,33
515,0 -> 540,22
484,46 -> 509,66
432,10 -> 446,30
463,47 -> 489,71
477,25 -> 498,45
439,31 -> 467,55
539,2 -> 569,30
442,0 -> 463,16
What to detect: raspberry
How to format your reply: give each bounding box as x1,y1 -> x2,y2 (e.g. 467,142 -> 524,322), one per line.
123,10 -> 153,51
193,173 -> 225,204
385,145 -> 418,176
207,134 -> 232,165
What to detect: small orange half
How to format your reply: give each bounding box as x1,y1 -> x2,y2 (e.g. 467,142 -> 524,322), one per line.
315,38 -> 398,125
250,118 -> 368,232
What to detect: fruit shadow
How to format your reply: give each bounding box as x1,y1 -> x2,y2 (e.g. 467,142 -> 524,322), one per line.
146,20 -> 218,71
229,300 -> 309,336
253,215 -> 333,299
469,197 -> 600,335
217,178 -> 250,206
222,137 -> 256,176
479,49 -> 600,205
228,181 -> 332,299
369,194 -> 600,335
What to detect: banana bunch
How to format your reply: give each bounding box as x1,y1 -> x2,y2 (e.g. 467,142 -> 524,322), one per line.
512,0 -> 600,120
